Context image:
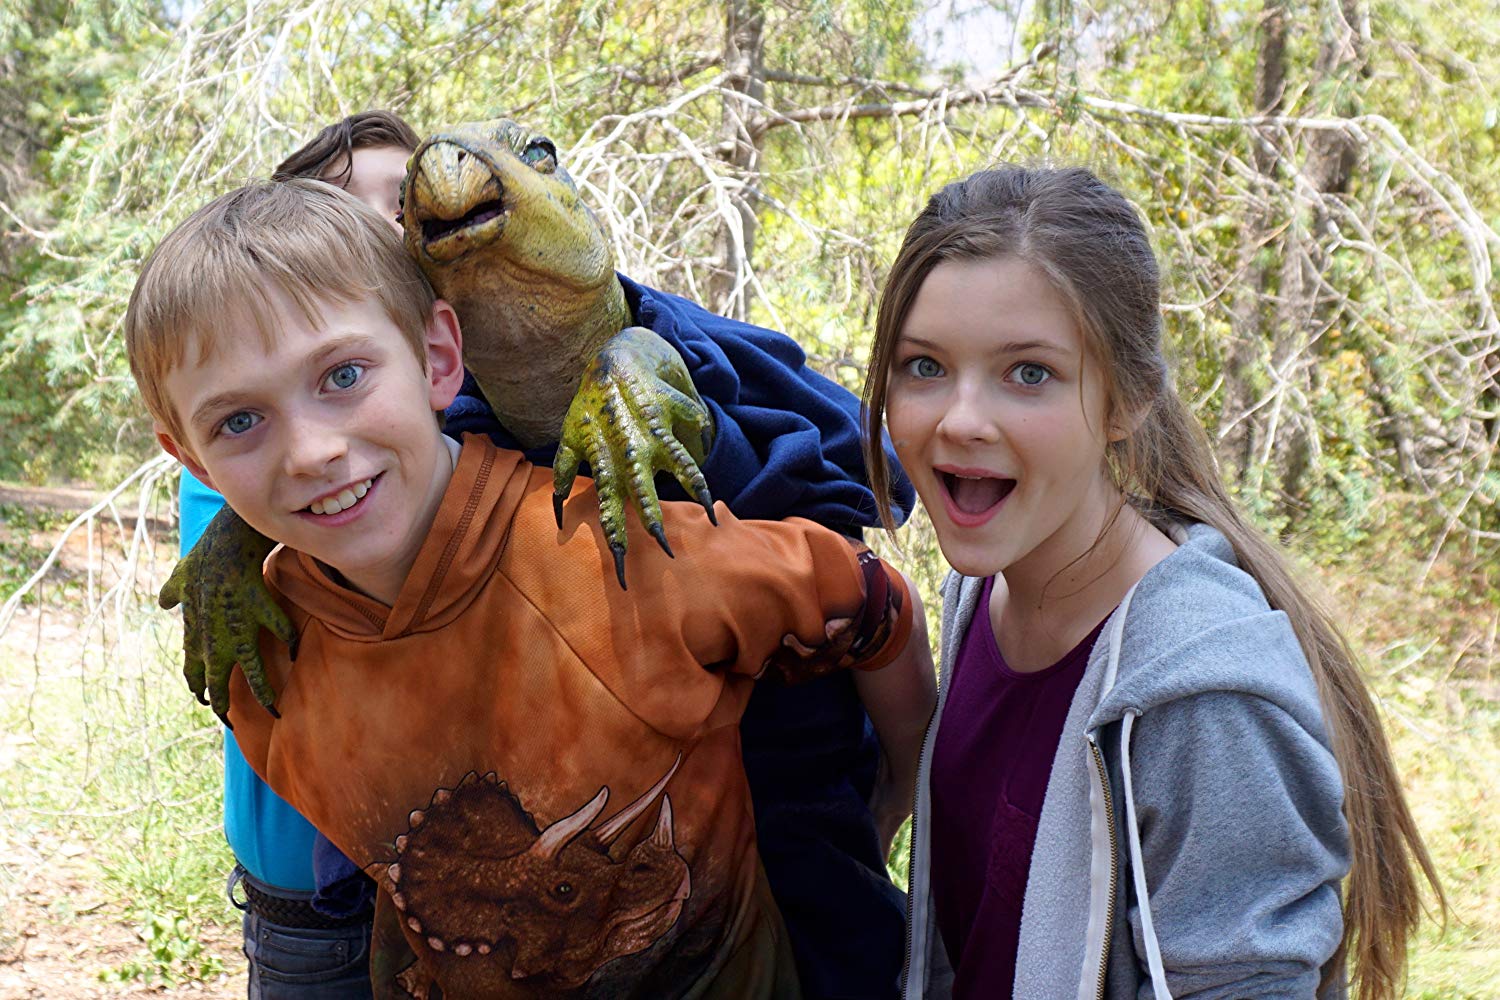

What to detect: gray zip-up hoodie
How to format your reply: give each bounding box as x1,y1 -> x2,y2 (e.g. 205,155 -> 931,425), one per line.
902,523 -> 1351,1000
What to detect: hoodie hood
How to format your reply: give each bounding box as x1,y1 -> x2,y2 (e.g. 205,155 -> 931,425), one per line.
1084,522 -> 1330,748
267,437 -> 528,641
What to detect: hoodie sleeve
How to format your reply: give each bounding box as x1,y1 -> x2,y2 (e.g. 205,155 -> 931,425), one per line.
1117,690 -> 1350,999
535,488 -> 912,740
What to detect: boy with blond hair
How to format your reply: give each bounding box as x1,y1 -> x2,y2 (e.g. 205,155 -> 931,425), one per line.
129,179 -> 932,996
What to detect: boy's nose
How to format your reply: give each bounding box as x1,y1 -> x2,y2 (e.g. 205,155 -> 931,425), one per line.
283,423 -> 349,477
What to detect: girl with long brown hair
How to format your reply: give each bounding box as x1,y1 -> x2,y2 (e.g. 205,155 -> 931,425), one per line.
863,166 -> 1440,1000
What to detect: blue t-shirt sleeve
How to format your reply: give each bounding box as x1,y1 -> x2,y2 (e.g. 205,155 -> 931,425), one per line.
178,469 -> 226,558
443,275 -> 915,534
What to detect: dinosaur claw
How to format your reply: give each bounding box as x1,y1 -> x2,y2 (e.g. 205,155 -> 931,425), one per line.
649,523 -> 674,559
612,544 -> 627,591
267,704 -> 282,720
701,428 -> 713,458
696,489 -> 718,526
553,493 -> 564,531
288,633 -> 300,663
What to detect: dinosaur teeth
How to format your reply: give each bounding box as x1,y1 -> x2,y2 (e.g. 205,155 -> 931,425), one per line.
407,917 -> 423,933
454,943 -> 472,957
409,809 -> 425,827
477,943 -> 492,955
392,892 -> 407,911
307,478 -> 373,515
388,863 -> 402,883
428,937 -> 446,953
394,835 -> 408,852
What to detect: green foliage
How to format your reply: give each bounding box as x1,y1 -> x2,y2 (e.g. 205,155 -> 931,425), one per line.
100,906 -> 226,985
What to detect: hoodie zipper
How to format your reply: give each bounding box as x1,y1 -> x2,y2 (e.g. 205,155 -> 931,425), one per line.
1087,734 -> 1118,1000
899,693 -> 941,997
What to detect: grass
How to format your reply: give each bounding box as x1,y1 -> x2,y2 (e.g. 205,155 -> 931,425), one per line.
0,489 -> 236,985
0,498 -> 1496,993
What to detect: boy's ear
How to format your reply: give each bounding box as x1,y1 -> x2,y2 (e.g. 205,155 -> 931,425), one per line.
154,421 -> 215,489
424,299 -> 465,411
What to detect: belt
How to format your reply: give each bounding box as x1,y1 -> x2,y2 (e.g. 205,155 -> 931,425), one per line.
229,866 -> 372,931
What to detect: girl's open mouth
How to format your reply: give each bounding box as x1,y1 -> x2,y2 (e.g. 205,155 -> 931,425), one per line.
938,471 -> 1015,526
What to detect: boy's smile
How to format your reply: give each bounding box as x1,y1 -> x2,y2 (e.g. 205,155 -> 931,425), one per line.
159,289 -> 464,605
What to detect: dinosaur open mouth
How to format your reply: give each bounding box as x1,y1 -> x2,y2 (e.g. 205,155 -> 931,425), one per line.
421,199 -> 506,243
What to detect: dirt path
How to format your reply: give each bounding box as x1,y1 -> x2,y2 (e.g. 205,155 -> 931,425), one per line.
0,820 -> 245,997
0,483 -> 247,997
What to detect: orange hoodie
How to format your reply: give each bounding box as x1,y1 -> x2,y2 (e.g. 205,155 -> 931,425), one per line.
227,434 -> 911,998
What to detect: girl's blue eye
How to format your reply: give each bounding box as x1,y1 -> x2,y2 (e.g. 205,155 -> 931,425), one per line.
906,357 -> 943,378
1014,363 -> 1052,387
221,412 -> 259,436
327,363 -> 364,390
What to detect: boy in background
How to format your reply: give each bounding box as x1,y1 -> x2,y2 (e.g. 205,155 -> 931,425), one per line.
180,111 -> 918,996
135,180 -> 932,996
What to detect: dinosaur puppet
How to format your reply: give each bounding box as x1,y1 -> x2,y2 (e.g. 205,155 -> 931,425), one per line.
162,119 -> 724,720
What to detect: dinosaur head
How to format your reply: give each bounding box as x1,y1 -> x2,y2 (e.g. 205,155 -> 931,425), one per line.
387,757 -> 690,990
400,117 -> 614,296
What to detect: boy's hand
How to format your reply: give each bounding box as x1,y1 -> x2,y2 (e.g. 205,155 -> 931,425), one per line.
762,552 -> 900,684
157,505 -> 294,724
552,326 -> 717,590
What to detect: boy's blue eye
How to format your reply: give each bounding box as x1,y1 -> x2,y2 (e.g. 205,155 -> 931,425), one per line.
221,412 -> 259,436
1014,363 -> 1052,387
326,363 -> 364,390
904,357 -> 943,378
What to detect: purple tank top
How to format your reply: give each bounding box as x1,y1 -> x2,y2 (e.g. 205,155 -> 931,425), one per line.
929,576 -> 1107,999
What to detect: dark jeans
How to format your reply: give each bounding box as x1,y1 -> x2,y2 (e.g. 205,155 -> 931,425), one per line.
229,866 -> 373,999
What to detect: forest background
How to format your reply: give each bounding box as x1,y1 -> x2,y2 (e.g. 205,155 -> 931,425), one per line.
0,0 -> 1496,995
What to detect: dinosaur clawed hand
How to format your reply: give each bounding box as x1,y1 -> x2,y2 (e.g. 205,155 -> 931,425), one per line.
158,504 -> 292,725
553,327 -> 717,589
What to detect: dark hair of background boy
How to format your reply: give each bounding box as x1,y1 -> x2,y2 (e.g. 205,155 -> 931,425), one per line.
271,110 -> 419,183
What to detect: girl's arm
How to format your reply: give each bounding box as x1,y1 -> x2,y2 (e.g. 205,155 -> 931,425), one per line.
853,574 -> 935,858
1122,689 -> 1350,997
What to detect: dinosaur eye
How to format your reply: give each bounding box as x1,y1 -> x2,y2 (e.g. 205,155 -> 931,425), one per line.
553,881 -> 573,897
521,139 -> 557,172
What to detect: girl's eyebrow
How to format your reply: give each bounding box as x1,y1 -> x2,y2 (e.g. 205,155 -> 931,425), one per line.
899,335 -> 1070,357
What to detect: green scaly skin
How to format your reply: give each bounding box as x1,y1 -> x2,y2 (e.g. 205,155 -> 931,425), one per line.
157,504 -> 295,723
162,118 -> 717,720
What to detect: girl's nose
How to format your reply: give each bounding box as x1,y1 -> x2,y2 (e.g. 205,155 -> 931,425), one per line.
935,382 -> 1002,444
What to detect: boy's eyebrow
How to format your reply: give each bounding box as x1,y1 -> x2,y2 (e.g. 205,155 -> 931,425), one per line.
190,390 -> 256,433
305,332 -> 384,367
189,333 -> 384,432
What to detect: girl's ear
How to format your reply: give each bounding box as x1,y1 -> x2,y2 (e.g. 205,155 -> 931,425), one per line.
1108,399 -> 1151,443
424,299 -> 465,411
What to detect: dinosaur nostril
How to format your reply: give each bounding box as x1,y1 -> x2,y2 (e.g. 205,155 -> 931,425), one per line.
457,150 -> 467,163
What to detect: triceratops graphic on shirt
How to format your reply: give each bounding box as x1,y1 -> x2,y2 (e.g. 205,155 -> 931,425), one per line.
380,755 -> 690,993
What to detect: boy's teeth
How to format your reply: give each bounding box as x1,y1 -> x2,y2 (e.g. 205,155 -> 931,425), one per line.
309,478 -> 374,515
